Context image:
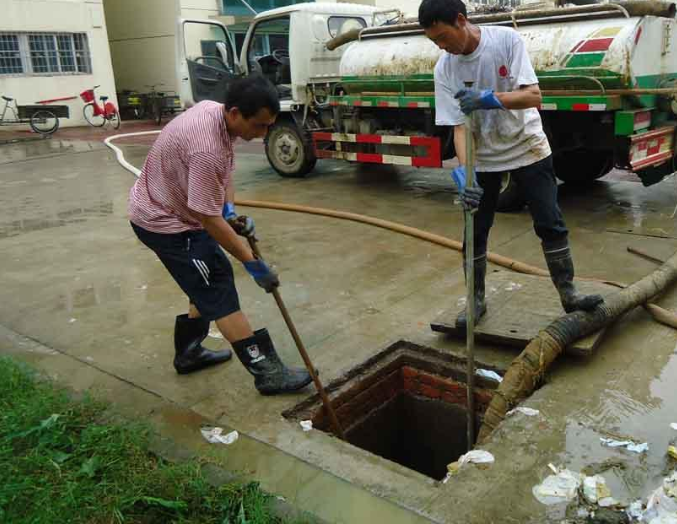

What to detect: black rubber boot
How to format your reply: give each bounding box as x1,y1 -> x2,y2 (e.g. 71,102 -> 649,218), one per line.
543,240 -> 604,313
232,328 -> 312,395
455,255 -> 488,332
174,314 -> 232,375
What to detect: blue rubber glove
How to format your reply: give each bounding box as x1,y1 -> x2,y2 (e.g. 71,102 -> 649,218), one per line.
451,166 -> 483,211
454,89 -> 504,115
223,202 -> 255,238
222,202 -> 237,220
244,259 -> 279,293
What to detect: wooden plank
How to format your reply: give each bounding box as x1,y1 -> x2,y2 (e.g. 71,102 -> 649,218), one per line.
431,270 -> 617,356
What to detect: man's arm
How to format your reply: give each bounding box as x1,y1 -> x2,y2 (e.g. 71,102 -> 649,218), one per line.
495,84 -> 542,110
225,183 -> 235,207
453,124 -> 467,166
196,212 -> 255,263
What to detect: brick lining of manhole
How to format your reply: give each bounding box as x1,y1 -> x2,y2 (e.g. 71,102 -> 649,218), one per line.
283,341 -> 503,481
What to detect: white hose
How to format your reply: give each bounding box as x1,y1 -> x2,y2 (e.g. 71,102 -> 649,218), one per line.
103,131 -> 161,179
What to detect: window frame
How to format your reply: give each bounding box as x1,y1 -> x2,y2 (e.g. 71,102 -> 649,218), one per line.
0,31 -> 92,77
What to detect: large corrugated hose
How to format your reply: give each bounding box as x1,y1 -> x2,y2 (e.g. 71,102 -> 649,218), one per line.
105,132 -> 677,442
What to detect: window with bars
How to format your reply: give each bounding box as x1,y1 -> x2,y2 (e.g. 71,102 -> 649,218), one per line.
0,32 -> 92,75
0,34 -> 23,74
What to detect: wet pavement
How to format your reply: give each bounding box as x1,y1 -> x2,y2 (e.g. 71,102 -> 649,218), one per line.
1,125 -> 677,523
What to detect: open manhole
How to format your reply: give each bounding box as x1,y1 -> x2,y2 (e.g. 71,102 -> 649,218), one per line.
283,341 -> 502,481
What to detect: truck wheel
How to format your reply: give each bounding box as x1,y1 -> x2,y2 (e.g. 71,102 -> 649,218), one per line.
554,150 -> 612,184
496,172 -> 525,212
265,121 -> 317,177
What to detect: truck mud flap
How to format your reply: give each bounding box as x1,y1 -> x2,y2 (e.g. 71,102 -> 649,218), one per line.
629,124 -> 676,171
312,132 -> 442,168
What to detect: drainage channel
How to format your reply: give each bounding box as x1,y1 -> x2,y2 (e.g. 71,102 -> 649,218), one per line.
283,341 -> 503,481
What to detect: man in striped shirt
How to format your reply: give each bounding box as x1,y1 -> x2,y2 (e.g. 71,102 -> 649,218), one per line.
129,74 -> 311,396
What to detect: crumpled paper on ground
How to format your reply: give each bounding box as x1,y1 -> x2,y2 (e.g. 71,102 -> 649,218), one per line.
476,369 -> 503,382
670,423 -> 677,431
200,427 -> 239,445
300,420 -> 312,432
443,450 -> 495,482
583,475 -> 612,504
507,407 -> 540,417
533,468 -> 582,505
600,437 -> 649,454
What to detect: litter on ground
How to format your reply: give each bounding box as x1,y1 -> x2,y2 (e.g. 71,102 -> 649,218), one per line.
532,468 -> 581,505
600,437 -> 649,454
507,407 -> 540,417
200,427 -> 239,445
476,369 -> 503,382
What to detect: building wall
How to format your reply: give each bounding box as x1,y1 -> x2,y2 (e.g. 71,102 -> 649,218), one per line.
0,0 -> 118,127
104,0 -> 180,94
104,0 -> 219,96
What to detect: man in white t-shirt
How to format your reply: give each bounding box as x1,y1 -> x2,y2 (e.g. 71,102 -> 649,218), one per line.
419,0 -> 603,330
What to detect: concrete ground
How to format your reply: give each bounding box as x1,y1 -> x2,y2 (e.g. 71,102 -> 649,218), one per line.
2,122 -> 677,523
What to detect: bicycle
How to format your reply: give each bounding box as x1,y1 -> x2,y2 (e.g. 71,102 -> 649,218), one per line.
144,84 -> 165,126
80,86 -> 121,129
0,95 -> 60,136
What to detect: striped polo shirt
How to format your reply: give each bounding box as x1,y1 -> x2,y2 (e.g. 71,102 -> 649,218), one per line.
128,101 -> 234,234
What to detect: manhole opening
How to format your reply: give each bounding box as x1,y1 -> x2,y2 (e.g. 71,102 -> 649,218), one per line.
284,341 -> 501,481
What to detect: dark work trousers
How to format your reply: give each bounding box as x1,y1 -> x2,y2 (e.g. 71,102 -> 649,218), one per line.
466,155 -> 569,258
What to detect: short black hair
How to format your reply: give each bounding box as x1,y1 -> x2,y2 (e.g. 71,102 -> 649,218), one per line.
418,0 -> 468,29
225,73 -> 280,119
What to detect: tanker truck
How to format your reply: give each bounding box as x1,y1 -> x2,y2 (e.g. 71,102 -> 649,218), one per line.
178,1 -> 677,210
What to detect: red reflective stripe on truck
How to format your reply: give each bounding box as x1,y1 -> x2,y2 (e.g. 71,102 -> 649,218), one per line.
356,153 -> 383,163
356,134 -> 382,144
313,132 -> 333,141
572,103 -> 589,111
578,38 -> 614,52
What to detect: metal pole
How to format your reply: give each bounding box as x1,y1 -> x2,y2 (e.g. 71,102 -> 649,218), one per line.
247,237 -> 346,441
464,83 -> 476,450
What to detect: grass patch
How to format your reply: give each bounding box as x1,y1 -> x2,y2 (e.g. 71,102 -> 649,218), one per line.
0,356 -> 295,524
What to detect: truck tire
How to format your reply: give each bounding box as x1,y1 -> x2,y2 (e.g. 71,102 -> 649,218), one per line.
496,172 -> 525,212
554,150 -> 612,184
265,121 -> 317,177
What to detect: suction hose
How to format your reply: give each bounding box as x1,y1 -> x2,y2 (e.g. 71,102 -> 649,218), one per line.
104,132 -> 677,331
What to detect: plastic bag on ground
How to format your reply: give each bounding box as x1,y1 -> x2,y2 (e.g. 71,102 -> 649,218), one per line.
600,437 -> 649,454
476,369 -> 502,382
507,407 -> 540,417
200,427 -> 239,445
643,472 -> 677,522
533,469 -> 582,505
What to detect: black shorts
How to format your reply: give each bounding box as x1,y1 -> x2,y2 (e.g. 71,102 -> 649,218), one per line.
131,222 -> 241,321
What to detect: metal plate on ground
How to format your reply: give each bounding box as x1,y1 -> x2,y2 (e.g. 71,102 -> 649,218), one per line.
431,270 -> 617,356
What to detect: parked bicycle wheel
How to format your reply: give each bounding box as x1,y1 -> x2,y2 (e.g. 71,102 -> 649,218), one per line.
83,103 -> 105,127
29,110 -> 59,135
109,110 -> 121,130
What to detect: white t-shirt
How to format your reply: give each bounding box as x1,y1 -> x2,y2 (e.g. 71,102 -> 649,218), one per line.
434,26 -> 551,172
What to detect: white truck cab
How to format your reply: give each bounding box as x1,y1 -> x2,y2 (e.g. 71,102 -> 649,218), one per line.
177,3 -> 382,175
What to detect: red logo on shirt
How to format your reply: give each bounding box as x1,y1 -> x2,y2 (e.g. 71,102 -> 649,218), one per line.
499,65 -> 508,78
